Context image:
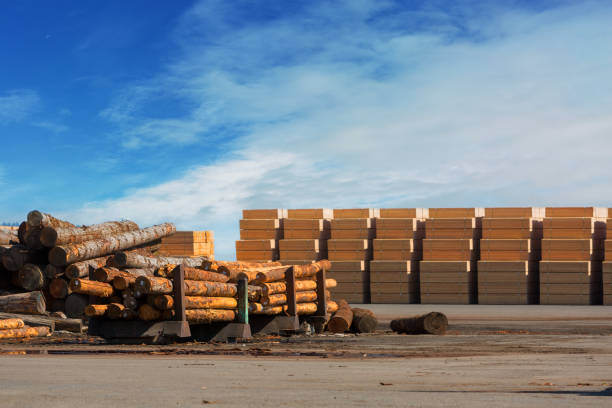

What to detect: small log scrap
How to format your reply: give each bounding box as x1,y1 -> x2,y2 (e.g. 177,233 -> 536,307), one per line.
49,278 -> 72,299
40,220 -> 139,248
0,318 -> 25,330
185,309 -> 236,324
17,264 -> 45,291
351,308 -> 377,333
111,252 -> 207,269
0,291 -> 46,315
64,294 -> 89,318
106,303 -> 126,320
44,264 -> 64,280
0,325 -> 50,340
151,294 -> 174,310
48,223 -> 176,266
84,304 -> 108,318
27,211 -> 74,229
327,300 -> 353,333
138,304 -> 161,321
390,312 -> 448,335
135,276 -> 173,295
69,279 -> 114,297
185,296 -> 237,310
64,257 -> 109,279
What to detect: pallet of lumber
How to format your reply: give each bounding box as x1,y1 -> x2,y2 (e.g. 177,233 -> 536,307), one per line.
483,207 -> 545,218
330,219 -> 375,239
544,207 -> 608,218
283,219 -> 330,240
602,262 -> 612,305
236,210 -> 284,262
286,209 -> 333,219
333,208 -> 379,219
539,261 -> 602,305
420,261 -> 475,304
328,261 -> 369,303
379,208 -> 428,219
375,218 -> 425,239
239,219 -> 282,240
428,208 -> 484,218
370,261 -> 418,303
477,261 -> 538,304
159,231 -> 214,257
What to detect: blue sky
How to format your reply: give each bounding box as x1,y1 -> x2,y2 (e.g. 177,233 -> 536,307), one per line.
1,0 -> 612,259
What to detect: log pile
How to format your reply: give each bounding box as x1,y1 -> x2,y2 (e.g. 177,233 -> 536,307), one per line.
0,317 -> 51,340
0,210 -> 189,318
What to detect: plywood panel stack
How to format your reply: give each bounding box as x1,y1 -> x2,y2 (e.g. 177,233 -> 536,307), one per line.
327,209 -> 378,303
604,216 -> 612,305
477,208 -> 544,304
369,208 -> 427,304
279,209 -> 332,265
420,208 -> 483,304
159,231 -> 214,258
235,209 -> 286,262
540,207 -> 607,305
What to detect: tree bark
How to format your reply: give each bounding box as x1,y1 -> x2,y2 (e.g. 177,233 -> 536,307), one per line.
0,291 -> 46,314
64,257 -> 109,279
185,309 -> 235,324
351,308 -> 377,333
64,294 -> 89,318
390,312 -> 448,335
135,276 -> 173,295
327,300 -> 353,333
111,252 -> 206,269
123,295 -> 139,310
49,223 -> 176,266
17,264 -> 45,291
69,279 -> 114,297
40,220 -> 139,248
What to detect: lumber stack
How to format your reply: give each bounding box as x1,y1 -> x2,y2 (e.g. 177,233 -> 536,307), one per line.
477,207 -> 544,304
420,208 -> 483,304
327,209 -> 378,303
279,209 -> 332,265
540,207 -> 607,305
0,318 -> 50,340
159,231 -> 214,258
604,217 -> 612,305
369,208 -> 427,303
236,209 -> 285,262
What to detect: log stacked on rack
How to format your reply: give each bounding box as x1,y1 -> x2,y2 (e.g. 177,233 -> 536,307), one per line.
0,210 -> 201,319
0,317 -> 50,340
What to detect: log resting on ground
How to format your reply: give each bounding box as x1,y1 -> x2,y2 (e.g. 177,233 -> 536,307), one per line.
0,291 -> 46,315
49,223 -> 176,266
351,308 -> 377,333
327,300 -> 353,333
390,312 -> 448,335
138,304 -> 161,321
40,220 -> 139,248
0,325 -> 50,339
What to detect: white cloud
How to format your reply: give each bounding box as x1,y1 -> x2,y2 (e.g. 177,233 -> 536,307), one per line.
85,1 -> 612,259
0,89 -> 40,124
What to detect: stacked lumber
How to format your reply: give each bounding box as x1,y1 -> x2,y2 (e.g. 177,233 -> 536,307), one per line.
540,207 -> 607,305
0,317 -> 50,340
420,208 -> 483,304
279,209 -> 332,265
327,209 -> 378,303
159,231 -> 214,258
477,207 -> 543,304
236,209 -> 285,262
604,217 -> 612,305
370,208 -> 427,303
0,210 -> 184,318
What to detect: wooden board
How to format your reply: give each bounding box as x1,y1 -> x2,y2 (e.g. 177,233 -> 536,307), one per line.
484,207 -> 545,218
376,229 -> 424,239
544,229 -> 605,239
376,218 -> 417,229
420,261 -> 473,272
235,250 -> 278,262
423,239 -> 473,250
235,240 -> 276,251
327,270 -> 369,283
428,208 -> 484,218
284,230 -> 330,240
370,260 -> 415,272
540,273 -> 593,284
370,282 -> 415,294
333,208 -> 379,219
420,294 -> 473,304
373,250 -> 418,261
240,218 -> 281,230
329,261 -> 365,272
480,252 -> 538,261
159,242 -> 213,254
286,209 -> 333,219
482,229 -> 539,239
545,207 -> 607,218
242,209 -> 286,219
328,250 -> 372,261
330,218 -> 373,229
279,250 -> 321,261
540,283 -> 599,295
240,229 -> 283,240
328,292 -> 369,303
426,229 -> 480,239
279,260 -> 315,266
379,208 -> 426,219
328,239 -> 369,250
162,231 -> 212,244
279,239 -> 320,251
420,272 -> 474,283
477,284 -> 530,294
373,239 -> 414,251
370,292 -> 418,304
283,219 -> 328,230
426,218 -> 479,229
330,282 -> 370,292
478,272 -> 531,282
370,272 -> 412,283
482,218 -> 536,229
478,294 -> 532,305
480,239 -> 532,251
543,217 -> 599,229
540,294 -> 594,305
540,261 -> 598,274
330,229 -> 375,239
477,261 -> 536,272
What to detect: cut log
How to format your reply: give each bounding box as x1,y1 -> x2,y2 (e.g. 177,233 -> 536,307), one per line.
184,281 -> 238,297
255,260 -> 331,283
49,223 -> 176,266
84,304 -> 108,318
161,309 -> 175,320
185,309 -> 236,324
390,312 -> 448,335
92,267 -> 132,283
185,296 -> 237,310
106,303 -> 126,320
351,308 -> 377,333
135,276 -> 173,295
260,278 -> 337,296
64,257 -> 109,279
138,304 -> 161,321
54,318 -> 84,333
48,299 -> 65,313
49,278 -> 71,299
112,269 -> 153,291
18,222 -> 27,245
0,318 -> 25,330
327,300 -> 353,333
40,220 -> 139,248
64,294 -> 89,318
17,264 -> 45,291
122,308 -> 137,320
0,291 -> 46,315
27,211 -> 74,229
123,295 -> 139,310
0,325 -> 50,339
2,246 -> 46,272
151,294 -> 174,310
261,290 -> 320,306
44,264 -> 64,280
111,252 -> 206,269
69,279 -> 114,297
159,266 -> 228,283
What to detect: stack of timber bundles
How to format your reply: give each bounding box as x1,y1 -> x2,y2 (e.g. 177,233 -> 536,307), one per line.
540,207 -> 607,305
0,317 -> 50,340
236,209 -> 285,262
279,209 -> 332,265
327,209 -> 378,303
604,217 -> 612,305
477,208 -> 544,304
248,260 -> 338,316
0,210 -> 180,318
420,208 -> 483,304
369,208 -> 428,303
159,231 -> 214,259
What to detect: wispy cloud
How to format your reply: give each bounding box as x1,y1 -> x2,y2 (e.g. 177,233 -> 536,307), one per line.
86,0 -> 612,259
0,89 -> 40,124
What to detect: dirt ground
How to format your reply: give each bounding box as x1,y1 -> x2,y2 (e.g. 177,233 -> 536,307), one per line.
1,305 -> 611,407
